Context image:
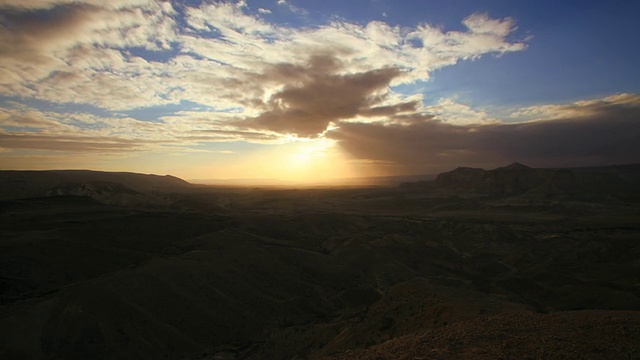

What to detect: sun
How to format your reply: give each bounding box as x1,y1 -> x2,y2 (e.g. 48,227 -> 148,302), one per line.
287,140 -> 328,167
273,138 -> 353,183
201,138 -> 356,184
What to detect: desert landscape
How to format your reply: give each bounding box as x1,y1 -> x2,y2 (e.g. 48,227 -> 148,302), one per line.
2,1 -> 639,358
1,163 -> 639,359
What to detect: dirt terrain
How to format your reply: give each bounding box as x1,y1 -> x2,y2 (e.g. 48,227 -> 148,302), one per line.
1,164 -> 639,359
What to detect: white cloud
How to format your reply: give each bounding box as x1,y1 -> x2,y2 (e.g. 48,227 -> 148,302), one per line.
405,13 -> 525,73
0,0 -> 529,154
0,0 -> 156,10
181,5 -> 526,87
1,2 -> 526,114
426,98 -> 500,125
275,0 -> 308,16
463,12 -> 517,36
0,0 -> 178,106
510,93 -> 640,121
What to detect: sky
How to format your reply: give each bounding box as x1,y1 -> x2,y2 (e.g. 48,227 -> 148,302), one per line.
1,0 -> 639,183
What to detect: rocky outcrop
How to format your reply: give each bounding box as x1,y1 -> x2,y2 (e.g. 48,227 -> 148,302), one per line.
406,163 -> 640,201
0,170 -> 192,201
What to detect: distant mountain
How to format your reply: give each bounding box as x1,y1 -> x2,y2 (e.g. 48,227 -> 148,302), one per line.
190,174 -> 437,187
0,170 -> 192,201
433,167 -> 485,187
402,163 -> 640,202
497,162 -> 531,170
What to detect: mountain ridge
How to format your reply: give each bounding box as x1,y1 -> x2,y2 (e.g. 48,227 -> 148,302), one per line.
0,169 -> 192,201
402,163 -> 640,202
1,164 -> 639,359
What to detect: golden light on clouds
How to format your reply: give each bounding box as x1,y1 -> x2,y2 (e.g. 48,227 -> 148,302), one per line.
1,0 -> 639,181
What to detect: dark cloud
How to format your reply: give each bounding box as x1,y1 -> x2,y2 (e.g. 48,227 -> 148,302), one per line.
327,98 -> 640,173
0,5 -> 95,64
181,129 -> 280,142
0,132 -> 147,152
237,54 -> 404,137
360,101 -> 422,117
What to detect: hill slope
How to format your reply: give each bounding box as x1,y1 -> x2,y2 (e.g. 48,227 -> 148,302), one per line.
0,170 -> 192,201
1,165 -> 639,359
404,163 -> 640,201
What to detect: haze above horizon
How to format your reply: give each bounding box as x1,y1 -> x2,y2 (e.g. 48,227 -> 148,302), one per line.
1,0 -> 639,183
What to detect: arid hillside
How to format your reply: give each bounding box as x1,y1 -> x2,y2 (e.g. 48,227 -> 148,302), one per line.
1,165 -> 639,359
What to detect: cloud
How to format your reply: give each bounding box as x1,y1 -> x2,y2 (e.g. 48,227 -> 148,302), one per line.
1,1 -> 526,116
327,94 -> 640,173
0,107 -> 71,130
234,54 -> 406,137
178,129 -> 281,143
11,2 -> 629,181
0,1 -> 532,167
0,102 -> 289,159
0,1 -> 178,107
175,4 -> 526,137
510,93 -> 640,121
0,3 -> 176,62
0,132 -> 146,152
462,12 -> 517,37
425,98 -> 499,125
0,0 -> 155,10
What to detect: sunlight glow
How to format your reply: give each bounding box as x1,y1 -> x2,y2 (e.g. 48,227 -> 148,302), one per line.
287,138 -> 330,167
273,138 -> 354,183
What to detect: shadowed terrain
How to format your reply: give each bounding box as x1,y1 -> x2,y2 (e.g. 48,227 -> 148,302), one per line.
1,164 -> 639,359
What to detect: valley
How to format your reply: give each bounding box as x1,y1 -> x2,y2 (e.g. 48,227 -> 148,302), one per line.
1,165 -> 639,359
